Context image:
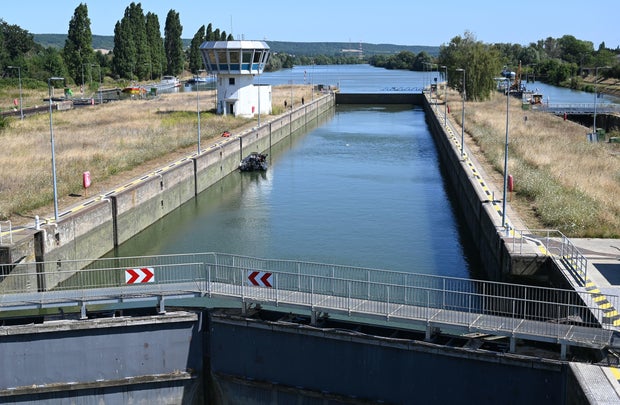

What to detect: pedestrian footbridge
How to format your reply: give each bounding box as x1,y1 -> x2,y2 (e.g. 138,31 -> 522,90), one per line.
534,103 -> 620,115
0,253 -> 616,359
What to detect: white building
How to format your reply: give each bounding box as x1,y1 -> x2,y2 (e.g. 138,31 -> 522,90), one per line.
199,40 -> 271,118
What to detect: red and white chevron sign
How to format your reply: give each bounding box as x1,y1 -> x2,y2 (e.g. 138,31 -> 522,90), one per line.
247,271 -> 273,288
125,267 -> 155,284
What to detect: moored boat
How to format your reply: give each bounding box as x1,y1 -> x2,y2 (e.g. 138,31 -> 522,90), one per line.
239,152 -> 268,172
159,75 -> 180,88
121,85 -> 146,95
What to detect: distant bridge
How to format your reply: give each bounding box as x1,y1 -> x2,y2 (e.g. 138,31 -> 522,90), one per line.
534,103 -> 620,115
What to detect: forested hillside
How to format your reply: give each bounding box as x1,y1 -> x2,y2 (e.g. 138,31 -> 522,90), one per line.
33,34 -> 438,56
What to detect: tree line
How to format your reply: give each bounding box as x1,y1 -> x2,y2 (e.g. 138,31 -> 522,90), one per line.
0,2 -> 233,89
370,31 -> 620,101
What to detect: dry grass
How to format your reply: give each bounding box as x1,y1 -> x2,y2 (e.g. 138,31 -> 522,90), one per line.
6,81 -> 613,237
0,84 -> 314,225
447,89 -> 620,237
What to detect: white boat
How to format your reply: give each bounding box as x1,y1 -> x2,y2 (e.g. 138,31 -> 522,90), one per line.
158,75 -> 180,89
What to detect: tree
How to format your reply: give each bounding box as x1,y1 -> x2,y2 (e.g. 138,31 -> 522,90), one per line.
145,12 -> 165,80
438,31 -> 502,101
112,18 -> 135,79
188,25 -> 206,74
164,10 -> 183,75
0,19 -> 36,63
63,3 -> 93,85
112,2 -> 156,80
128,2 -> 149,80
557,35 -> 593,65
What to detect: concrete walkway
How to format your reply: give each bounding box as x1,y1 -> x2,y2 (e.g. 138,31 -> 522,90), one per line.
428,92 -> 620,403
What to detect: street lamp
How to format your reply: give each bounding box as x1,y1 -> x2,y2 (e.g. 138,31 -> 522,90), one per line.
257,73 -> 261,127
433,64 -> 438,110
91,64 -> 102,104
7,66 -> 23,120
455,68 -> 466,157
502,77 -> 510,229
196,69 -> 206,155
441,65 -> 447,127
48,77 -> 64,222
593,66 -> 610,136
81,62 -> 91,94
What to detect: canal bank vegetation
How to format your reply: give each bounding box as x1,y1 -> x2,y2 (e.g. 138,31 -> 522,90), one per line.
0,85 -> 314,224
371,31 -> 620,101
447,89 -> 620,238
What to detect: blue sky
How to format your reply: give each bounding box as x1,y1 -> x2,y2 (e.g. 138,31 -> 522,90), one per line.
2,0 -> 619,49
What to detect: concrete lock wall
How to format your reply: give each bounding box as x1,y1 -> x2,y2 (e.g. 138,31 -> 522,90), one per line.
422,99 -> 513,279
0,312 -> 204,404
207,313 -> 569,404
0,93 -> 336,277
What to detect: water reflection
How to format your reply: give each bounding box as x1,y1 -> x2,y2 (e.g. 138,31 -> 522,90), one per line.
111,104 -> 474,278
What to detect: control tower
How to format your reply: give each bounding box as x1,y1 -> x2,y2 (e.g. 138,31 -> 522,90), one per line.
199,40 -> 271,117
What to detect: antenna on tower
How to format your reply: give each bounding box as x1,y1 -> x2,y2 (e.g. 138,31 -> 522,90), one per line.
230,15 -> 233,37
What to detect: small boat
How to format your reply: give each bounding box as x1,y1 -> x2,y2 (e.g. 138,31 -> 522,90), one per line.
186,76 -> 214,85
121,85 -> 146,95
159,75 -> 180,89
239,152 -> 268,172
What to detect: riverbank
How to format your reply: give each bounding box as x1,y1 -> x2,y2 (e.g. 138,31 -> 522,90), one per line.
444,87 -> 620,237
576,74 -> 620,98
0,84 -> 314,227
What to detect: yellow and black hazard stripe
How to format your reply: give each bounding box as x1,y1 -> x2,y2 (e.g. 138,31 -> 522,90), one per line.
609,367 -> 620,384
445,122 -> 514,236
585,279 -> 620,327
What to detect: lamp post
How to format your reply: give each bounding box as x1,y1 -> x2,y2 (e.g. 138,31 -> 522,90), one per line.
48,77 -> 64,222
441,65 -> 447,127
257,72 -> 261,127
593,66 -> 610,136
7,66 -> 23,120
502,77 -> 510,229
455,68 -> 466,157
433,64 -> 438,110
91,64 -> 102,104
196,69 -> 206,155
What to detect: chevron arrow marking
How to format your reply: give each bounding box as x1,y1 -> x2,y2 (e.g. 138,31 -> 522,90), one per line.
125,267 -> 155,284
247,270 -> 273,288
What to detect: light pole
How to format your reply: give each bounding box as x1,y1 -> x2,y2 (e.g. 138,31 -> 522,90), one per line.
441,65 -> 447,127
433,64 -> 438,110
257,73 -> 261,127
502,77 -> 510,229
48,77 -> 64,223
196,69 -> 205,155
593,66 -> 610,136
91,64 -> 102,104
7,66 -> 23,120
455,68 -> 466,157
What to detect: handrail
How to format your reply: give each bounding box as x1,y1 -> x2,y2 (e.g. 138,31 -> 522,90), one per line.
0,221 -> 11,244
0,253 -> 612,324
511,229 -> 589,286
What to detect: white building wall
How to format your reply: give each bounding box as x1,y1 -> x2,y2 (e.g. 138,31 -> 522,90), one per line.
216,74 -> 271,118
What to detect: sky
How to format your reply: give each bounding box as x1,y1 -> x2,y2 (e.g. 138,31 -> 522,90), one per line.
2,0 -> 619,49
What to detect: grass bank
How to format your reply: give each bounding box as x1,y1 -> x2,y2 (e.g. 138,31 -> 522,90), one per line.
448,90 -> 620,237
0,84 -> 313,225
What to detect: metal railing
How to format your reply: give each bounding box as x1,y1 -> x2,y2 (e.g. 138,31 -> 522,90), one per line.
0,221 -> 11,245
0,253 -> 614,335
511,229 -> 589,286
535,103 -> 620,115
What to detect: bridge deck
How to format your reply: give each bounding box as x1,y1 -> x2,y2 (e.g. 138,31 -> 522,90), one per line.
0,263 -> 613,351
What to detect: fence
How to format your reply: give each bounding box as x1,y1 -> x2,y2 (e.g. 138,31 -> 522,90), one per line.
512,229 -> 589,286
0,252 -> 613,327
